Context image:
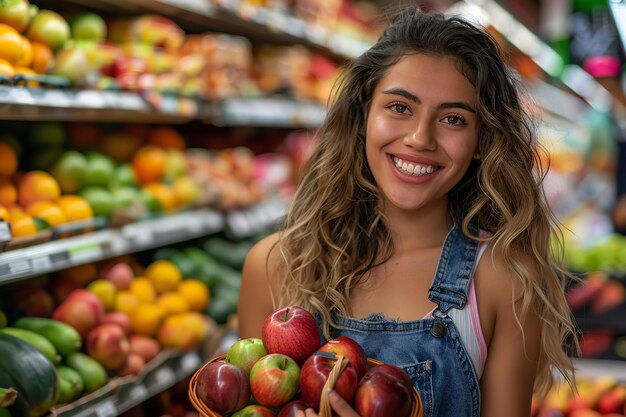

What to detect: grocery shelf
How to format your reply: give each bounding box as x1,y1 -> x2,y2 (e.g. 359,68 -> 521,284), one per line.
210,98 -> 327,128
0,86 -> 328,126
573,358 -> 626,381
0,208 -> 224,285
0,196 -> 287,284
49,349 -> 202,417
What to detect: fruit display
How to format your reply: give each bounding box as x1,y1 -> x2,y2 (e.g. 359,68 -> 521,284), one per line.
532,375 -> 626,416
189,306 -> 421,417
0,121 -> 268,245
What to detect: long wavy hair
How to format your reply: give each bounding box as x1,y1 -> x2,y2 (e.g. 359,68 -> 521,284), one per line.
271,10 -> 576,395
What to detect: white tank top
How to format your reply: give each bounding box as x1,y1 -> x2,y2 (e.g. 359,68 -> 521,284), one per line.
425,239 -> 489,378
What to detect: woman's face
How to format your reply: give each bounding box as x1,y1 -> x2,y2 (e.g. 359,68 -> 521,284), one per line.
365,53 -> 479,214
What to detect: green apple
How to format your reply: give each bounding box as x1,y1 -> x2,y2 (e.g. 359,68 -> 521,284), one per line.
111,186 -> 137,211
249,353 -> 300,408
83,153 -> 114,188
70,12 -> 106,41
111,164 -> 137,189
0,0 -> 31,33
26,9 -> 70,51
226,338 -> 268,375
79,186 -> 114,218
51,150 -> 87,193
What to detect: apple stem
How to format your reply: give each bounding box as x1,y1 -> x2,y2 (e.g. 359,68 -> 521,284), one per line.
281,308 -> 290,322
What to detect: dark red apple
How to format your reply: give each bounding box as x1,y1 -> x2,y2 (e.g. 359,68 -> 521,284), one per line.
319,336 -> 368,379
262,306 -> 320,364
249,353 -> 300,408
195,360 -> 251,414
299,352 -> 358,411
354,364 -> 414,417
277,399 -> 308,417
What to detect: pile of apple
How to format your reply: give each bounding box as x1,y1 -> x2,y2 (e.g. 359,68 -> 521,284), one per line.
194,306 -> 416,417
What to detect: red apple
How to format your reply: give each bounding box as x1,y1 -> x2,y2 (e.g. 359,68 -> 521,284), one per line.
299,352 -> 358,411
196,360 -> 250,415
102,312 -> 131,335
231,404 -> 276,417
86,323 -> 130,370
598,386 -> 626,414
277,400 -> 308,417
354,364 -> 414,417
226,337 -> 268,374
52,289 -> 104,338
262,306 -> 320,364
249,353 -> 300,408
319,336 -> 368,379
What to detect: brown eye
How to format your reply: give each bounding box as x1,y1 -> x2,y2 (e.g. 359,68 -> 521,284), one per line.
388,103 -> 409,114
441,114 -> 466,125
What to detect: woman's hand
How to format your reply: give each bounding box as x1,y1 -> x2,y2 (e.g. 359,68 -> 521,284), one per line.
295,390 -> 361,417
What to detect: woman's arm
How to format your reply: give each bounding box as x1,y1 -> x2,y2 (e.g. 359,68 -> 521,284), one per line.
237,233 -> 281,339
477,250 -> 542,417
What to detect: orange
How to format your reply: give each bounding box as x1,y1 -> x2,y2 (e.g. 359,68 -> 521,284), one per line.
0,25 -> 27,65
129,277 -> 156,303
0,178 -> 17,206
25,201 -> 66,228
56,195 -> 93,222
10,214 -> 37,237
0,142 -> 17,177
129,303 -> 166,336
14,36 -> 32,68
156,292 -> 190,315
0,58 -> 14,76
18,171 -> 61,207
114,290 -> 140,316
147,127 -> 186,150
145,260 -> 182,294
29,41 -> 53,74
177,279 -> 210,312
0,205 -> 10,222
143,182 -> 177,212
131,145 -> 166,184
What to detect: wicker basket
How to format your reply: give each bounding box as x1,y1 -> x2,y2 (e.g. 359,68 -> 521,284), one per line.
189,355 -> 423,417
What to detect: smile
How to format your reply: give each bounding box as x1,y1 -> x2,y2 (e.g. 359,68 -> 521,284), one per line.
392,156 -> 438,177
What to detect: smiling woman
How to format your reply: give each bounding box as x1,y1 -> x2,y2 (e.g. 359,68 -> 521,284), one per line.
238,9 -> 578,417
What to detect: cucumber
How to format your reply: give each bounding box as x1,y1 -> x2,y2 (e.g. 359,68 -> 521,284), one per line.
65,352 -> 107,393
13,317 -> 82,358
0,328 -> 60,365
55,366 -> 83,404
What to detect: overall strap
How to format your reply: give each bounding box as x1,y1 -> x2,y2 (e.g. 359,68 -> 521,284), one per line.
428,222 -> 479,314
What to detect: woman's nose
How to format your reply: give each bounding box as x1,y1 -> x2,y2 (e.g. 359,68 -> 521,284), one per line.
403,119 -> 436,150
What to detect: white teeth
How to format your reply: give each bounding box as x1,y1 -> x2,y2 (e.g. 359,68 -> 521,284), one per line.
393,156 -> 436,177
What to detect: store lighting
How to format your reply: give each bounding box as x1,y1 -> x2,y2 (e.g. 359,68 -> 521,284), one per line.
608,0 -> 626,54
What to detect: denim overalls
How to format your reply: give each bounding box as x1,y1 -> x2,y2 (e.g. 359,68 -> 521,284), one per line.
328,223 -> 481,417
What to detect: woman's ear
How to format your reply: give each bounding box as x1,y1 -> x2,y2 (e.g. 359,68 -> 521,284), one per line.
473,153 -> 481,160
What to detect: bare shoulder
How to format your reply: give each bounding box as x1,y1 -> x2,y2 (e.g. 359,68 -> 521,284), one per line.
237,232 -> 283,338
474,243 -> 540,342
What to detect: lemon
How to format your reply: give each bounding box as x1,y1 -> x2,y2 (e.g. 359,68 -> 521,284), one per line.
178,279 -> 210,312
86,279 -> 117,311
145,260 -> 182,294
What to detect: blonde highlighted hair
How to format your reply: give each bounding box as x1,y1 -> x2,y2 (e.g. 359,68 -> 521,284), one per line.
271,10 -> 577,396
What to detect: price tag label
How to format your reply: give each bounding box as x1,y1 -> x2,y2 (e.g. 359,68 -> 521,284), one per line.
181,352 -> 201,374
31,256 -> 52,273
69,242 -> 102,263
9,259 -> 31,275
153,366 -> 176,389
95,399 -> 116,417
129,384 -> 148,402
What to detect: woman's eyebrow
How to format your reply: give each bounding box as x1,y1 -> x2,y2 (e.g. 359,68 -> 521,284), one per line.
382,87 -> 476,114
